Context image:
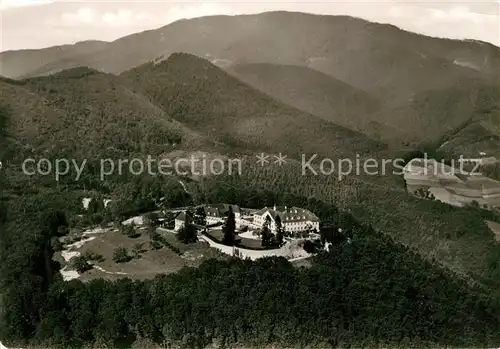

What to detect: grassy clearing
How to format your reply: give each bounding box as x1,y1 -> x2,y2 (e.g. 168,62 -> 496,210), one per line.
57,228 -> 228,281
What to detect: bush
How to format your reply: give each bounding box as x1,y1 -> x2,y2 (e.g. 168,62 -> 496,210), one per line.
150,241 -> 163,250
132,243 -> 145,259
149,232 -> 182,254
89,213 -> 104,225
83,250 -> 104,263
303,240 -> 318,254
71,255 -> 92,273
143,212 -> 159,229
113,247 -> 132,263
163,240 -> 182,255
121,223 -> 140,238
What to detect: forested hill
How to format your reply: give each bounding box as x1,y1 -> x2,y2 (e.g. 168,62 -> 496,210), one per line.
0,68 -> 222,161
120,52 -> 385,158
227,63 -> 390,141
1,64 -> 500,295
1,189 -> 500,349
228,61 -> 500,148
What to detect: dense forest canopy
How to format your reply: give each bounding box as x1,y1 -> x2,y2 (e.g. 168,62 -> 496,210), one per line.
1,179 -> 500,348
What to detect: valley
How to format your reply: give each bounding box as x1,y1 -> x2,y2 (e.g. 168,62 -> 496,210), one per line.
403,158 -> 500,209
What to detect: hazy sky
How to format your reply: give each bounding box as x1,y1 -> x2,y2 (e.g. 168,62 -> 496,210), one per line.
0,0 -> 499,51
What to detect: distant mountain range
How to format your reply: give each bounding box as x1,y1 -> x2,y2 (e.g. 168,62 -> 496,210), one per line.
1,11 -> 498,156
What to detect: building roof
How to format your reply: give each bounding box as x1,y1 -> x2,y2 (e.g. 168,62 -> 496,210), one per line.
204,204 -> 241,218
253,207 -> 269,216
255,206 -> 320,223
175,212 -> 186,221
220,204 -> 241,214
204,206 -> 223,217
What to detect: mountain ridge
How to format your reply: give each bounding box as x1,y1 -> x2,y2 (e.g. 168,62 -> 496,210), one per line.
119,52 -> 386,158
0,66 -> 224,161
2,11 -> 498,84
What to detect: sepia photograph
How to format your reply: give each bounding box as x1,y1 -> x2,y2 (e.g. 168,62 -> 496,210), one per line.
0,0 -> 499,348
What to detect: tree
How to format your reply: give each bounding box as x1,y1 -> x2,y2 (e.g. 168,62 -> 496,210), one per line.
113,247 -> 131,263
88,196 -> 104,215
177,210 -> 197,244
261,216 -> 273,247
193,206 -> 207,227
150,231 -> 163,250
320,226 -> 349,246
302,223 -> 314,238
83,250 -> 104,263
50,237 -> 64,252
275,215 -> 284,246
469,200 -> 480,209
121,222 -> 140,238
162,211 -> 176,229
144,212 -> 159,232
302,240 -> 317,254
222,206 -> 236,246
132,243 -> 144,259
72,255 -> 92,273
109,200 -> 128,223
41,210 -> 68,238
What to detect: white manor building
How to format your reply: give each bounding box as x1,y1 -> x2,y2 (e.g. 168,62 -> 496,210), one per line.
204,204 -> 242,226
252,206 -> 320,234
173,204 -> 321,235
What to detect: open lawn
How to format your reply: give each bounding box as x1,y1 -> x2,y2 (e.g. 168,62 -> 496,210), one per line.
57,227 -> 228,282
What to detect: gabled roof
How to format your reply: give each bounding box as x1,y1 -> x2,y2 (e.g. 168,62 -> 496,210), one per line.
204,206 -> 223,217
204,204 -> 241,217
253,207 -> 269,216
228,204 -> 241,214
256,206 -> 320,223
175,212 -> 186,221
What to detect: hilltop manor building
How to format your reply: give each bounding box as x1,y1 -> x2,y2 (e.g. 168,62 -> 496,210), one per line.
252,206 -> 320,234
174,204 -> 320,234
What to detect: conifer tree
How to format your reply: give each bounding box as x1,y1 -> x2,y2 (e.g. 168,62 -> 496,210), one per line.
275,215 -> 284,246
223,206 -> 236,246
178,209 -> 197,244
